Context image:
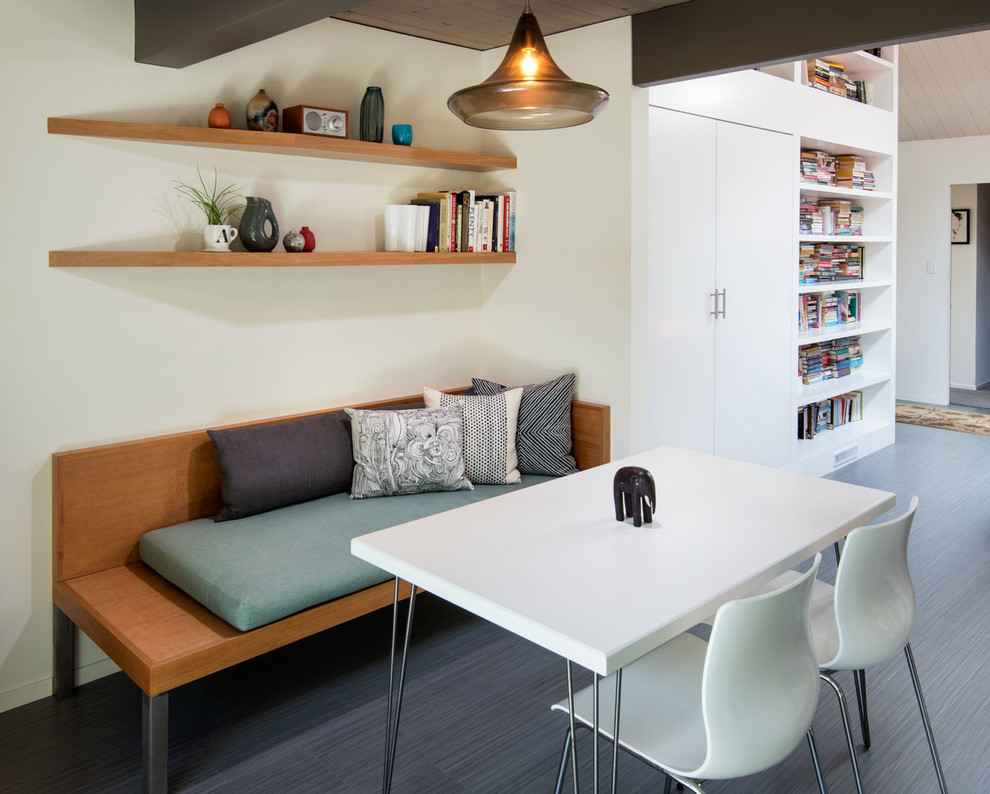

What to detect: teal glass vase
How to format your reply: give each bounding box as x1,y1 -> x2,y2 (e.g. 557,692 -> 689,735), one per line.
360,86 -> 384,143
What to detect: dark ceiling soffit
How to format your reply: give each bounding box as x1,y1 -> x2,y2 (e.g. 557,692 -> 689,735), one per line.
134,0 -> 368,68
632,0 -> 990,87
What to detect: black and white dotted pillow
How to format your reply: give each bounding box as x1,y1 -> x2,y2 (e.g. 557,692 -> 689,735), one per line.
423,386 -> 522,485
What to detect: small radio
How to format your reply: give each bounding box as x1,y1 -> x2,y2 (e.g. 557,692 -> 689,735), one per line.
283,105 -> 349,138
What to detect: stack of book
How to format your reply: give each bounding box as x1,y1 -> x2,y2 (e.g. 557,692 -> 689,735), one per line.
833,335 -> 864,377
800,197 -> 825,234
798,341 -> 836,384
797,391 -> 863,439
805,59 -> 870,105
799,243 -> 864,283
798,290 -> 861,331
836,290 -> 860,324
802,198 -> 864,236
835,155 -> 876,191
406,189 -> 516,253
798,335 -> 863,385
800,150 -> 837,186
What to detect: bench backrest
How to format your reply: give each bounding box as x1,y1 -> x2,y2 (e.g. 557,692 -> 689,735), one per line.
53,392 -> 610,582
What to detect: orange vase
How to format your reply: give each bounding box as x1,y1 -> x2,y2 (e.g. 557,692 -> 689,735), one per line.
208,103 -> 231,129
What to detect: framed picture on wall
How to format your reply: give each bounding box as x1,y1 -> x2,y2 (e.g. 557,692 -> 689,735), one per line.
951,209 -> 970,244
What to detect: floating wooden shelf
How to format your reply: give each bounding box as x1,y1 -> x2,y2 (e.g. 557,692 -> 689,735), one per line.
49,250 -> 516,268
47,118 -> 517,172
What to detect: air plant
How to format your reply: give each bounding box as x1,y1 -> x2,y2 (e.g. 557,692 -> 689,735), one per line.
174,165 -> 244,225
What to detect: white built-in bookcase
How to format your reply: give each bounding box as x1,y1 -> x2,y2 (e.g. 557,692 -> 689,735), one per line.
646,47 -> 898,476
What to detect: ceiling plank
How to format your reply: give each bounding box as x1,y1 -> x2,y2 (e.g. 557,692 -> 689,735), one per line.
632,0 -> 990,86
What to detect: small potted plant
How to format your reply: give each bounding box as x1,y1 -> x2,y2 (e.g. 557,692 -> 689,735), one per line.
174,166 -> 245,252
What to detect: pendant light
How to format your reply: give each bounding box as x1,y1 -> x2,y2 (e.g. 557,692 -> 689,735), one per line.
447,2 -> 609,130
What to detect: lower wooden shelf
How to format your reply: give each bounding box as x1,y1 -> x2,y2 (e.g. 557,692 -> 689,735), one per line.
49,251 -> 516,268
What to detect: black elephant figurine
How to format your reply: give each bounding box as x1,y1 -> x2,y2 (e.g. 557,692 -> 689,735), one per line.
613,466 -> 656,527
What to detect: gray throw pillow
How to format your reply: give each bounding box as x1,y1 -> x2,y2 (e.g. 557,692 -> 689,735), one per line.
208,411 -> 353,521
472,373 -> 578,476
347,405 -> 473,498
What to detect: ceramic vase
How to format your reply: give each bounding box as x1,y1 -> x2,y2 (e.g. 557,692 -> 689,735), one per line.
360,86 -> 384,143
208,103 -> 232,129
283,231 -> 304,252
247,89 -> 279,132
300,226 -> 316,252
239,197 -> 279,252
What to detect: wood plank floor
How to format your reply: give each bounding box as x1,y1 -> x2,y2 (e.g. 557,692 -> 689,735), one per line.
1,420 -> 987,792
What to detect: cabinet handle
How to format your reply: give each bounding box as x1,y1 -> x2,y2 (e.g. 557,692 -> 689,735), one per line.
711,289 -> 727,319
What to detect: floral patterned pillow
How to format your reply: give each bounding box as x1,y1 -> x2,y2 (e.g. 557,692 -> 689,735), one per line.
346,405 -> 474,498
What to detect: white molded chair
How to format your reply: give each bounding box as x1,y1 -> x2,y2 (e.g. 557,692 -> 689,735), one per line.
772,496 -> 947,794
551,554 -> 826,794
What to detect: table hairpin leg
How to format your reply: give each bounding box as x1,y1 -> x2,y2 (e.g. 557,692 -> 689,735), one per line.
611,669 -> 622,792
566,661 -> 580,794
383,577 -> 418,794
566,662 -> 623,794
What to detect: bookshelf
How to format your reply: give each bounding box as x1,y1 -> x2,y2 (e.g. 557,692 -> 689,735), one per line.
759,48 -> 895,113
47,118 -> 517,267
645,46 -> 897,476
794,133 -> 895,474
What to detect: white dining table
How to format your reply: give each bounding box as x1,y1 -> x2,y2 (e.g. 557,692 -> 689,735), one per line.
351,446 -> 896,792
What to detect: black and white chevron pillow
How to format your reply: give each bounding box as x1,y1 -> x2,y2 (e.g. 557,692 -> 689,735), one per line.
472,373 -> 578,477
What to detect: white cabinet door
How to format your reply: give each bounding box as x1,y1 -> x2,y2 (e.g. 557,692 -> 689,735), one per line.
712,121 -> 792,467
646,106 -> 792,467
645,107 -> 718,455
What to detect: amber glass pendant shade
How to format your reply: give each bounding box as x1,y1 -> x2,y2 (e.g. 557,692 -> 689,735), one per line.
447,7 -> 609,130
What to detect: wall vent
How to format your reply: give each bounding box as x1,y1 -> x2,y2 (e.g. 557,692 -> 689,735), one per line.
833,445 -> 859,467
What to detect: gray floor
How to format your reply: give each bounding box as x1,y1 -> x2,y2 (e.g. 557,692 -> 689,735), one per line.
1,419 -> 988,793
949,386 -> 990,411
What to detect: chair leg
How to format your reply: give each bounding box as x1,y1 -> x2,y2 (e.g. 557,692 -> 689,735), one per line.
806,727 -> 829,794
904,643 -> 948,794
820,672 -> 864,794
665,772 -> 705,793
853,669 -> 871,749
554,729 -> 572,794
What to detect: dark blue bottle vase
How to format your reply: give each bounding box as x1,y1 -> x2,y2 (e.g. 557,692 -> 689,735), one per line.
360,86 -> 384,143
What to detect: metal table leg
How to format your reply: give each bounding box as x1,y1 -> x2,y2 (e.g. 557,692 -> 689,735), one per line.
564,662 -> 623,793
383,578 -> 417,794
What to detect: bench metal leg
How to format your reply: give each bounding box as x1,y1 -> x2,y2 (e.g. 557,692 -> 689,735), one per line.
52,605 -> 75,700
142,692 -> 169,794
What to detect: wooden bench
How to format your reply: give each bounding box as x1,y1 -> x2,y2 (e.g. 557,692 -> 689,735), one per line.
52,390 -> 611,793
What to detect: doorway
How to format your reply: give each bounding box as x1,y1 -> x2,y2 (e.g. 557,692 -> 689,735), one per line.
949,182 -> 990,409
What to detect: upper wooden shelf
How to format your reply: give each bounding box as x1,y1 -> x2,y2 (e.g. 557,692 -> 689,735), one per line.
49,251 -> 516,268
47,118 -> 517,172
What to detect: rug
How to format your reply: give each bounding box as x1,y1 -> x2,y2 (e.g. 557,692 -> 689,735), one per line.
895,403 -> 990,436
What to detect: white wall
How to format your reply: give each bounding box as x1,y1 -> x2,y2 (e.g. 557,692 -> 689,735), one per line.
0,1 -> 636,711
898,134 -> 990,404
950,184 -> 978,389
477,18 -> 637,458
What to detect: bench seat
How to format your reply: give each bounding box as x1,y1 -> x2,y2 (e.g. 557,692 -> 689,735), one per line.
139,477 -> 553,632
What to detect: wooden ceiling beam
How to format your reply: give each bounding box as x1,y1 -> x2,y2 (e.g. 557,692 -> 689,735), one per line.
134,0 -> 368,68
632,0 -> 990,86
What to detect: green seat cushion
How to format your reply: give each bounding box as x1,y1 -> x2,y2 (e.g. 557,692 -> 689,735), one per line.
139,476 -> 553,631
